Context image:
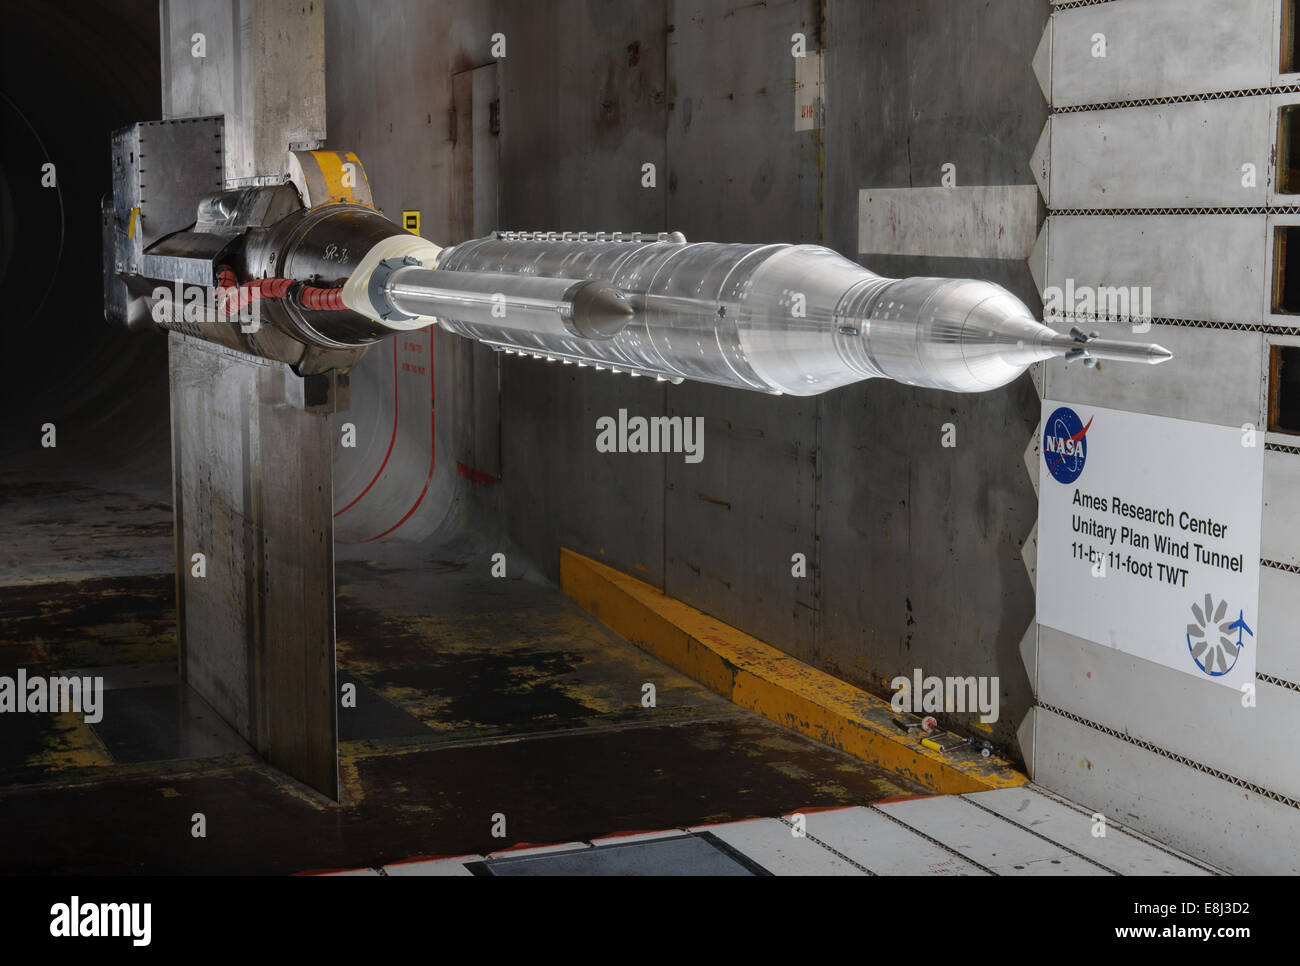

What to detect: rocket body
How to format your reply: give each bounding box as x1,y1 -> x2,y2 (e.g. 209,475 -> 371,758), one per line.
112,181 -> 1171,393
356,232 -> 1170,396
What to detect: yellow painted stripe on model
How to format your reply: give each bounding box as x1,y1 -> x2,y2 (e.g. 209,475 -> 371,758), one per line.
127,206 -> 139,239
560,548 -> 1027,796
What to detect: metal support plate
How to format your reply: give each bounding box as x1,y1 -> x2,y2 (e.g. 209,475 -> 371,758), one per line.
169,333 -> 339,798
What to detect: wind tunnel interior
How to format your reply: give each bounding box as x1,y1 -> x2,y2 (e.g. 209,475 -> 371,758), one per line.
0,0 -> 1050,873
1,1 -> 168,478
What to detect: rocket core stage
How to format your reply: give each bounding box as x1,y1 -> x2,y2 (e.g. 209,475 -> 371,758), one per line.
352,230 -> 1172,397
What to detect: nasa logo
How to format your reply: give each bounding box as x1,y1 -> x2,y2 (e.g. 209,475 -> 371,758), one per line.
1042,406 -> 1092,484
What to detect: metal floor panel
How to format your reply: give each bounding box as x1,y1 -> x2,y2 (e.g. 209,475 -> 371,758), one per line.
962,786 -> 1215,876
875,794 -> 1113,876
359,785 -> 1220,876
468,833 -> 768,877
383,855 -> 481,876
689,818 -> 865,876
802,805 -> 988,875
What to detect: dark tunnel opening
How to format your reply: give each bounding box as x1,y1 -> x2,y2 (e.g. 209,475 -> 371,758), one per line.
0,0 -> 167,474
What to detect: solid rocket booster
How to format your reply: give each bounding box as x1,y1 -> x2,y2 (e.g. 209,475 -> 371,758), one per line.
347,232 -> 1173,396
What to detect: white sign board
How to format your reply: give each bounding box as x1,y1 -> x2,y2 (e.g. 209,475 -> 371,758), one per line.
1036,400 -> 1263,689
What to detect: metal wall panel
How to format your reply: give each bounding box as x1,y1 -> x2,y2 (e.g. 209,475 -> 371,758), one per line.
858,186 -> 1040,259
1047,0 -> 1277,108
1032,0 -> 1300,871
497,0 -> 668,231
1045,98 -> 1271,209
496,0 -> 669,584
665,0 -> 821,244
815,0 -> 1048,751
326,0 -> 494,544
1262,449 -> 1300,568
1042,214 -> 1268,324
662,385 -> 819,661
1043,322 -> 1265,428
1258,564 -> 1300,683
160,0 -> 326,182
819,377 -> 1040,748
1038,625 -> 1300,802
825,0 -> 1050,211
170,335 -> 338,798
657,0 -> 820,653
160,0 -> 339,798
1028,707 -> 1300,875
501,362 -> 668,584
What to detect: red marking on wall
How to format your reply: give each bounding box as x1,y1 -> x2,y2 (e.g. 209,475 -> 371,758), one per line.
456,462 -> 496,487
334,336 -> 399,518
362,327 -> 437,543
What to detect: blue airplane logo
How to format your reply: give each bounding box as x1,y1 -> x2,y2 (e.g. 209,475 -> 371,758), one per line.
1227,610 -> 1254,649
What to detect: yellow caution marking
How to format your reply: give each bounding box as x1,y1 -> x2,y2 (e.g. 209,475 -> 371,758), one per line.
560,548 -> 1027,795
311,150 -> 372,207
27,712 -> 113,771
127,206 -> 139,239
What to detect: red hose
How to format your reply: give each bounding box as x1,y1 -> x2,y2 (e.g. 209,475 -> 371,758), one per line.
216,266 -> 346,316
297,285 -> 347,311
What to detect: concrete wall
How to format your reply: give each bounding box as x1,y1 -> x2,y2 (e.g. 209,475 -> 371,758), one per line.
494,0 -> 1049,753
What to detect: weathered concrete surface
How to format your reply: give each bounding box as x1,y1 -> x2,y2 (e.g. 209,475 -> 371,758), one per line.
0,540 -> 925,873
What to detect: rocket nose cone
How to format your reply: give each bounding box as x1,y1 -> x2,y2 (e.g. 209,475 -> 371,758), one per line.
571,281 -> 635,339
1147,344 -> 1174,364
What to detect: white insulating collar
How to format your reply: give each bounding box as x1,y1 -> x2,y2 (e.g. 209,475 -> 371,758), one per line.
341,233 -> 444,328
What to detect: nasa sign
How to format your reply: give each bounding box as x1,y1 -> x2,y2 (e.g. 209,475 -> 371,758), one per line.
1036,400 -> 1264,689
1042,406 -> 1091,485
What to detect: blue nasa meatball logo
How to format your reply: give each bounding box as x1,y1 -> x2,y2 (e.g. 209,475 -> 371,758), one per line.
1042,406 -> 1092,485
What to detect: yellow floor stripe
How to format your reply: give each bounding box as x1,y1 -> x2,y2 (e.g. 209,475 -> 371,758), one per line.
560,548 -> 1027,795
